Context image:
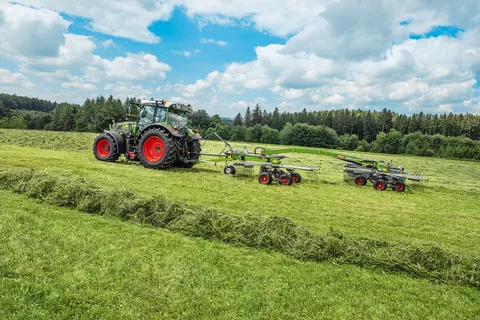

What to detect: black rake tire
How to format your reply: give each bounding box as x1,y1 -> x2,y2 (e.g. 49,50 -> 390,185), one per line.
224,165 -> 236,175
258,172 -> 272,185
393,181 -> 406,192
373,179 -> 387,191
93,133 -> 120,162
279,174 -> 293,186
290,171 -> 301,184
137,128 -> 177,169
355,176 -> 367,186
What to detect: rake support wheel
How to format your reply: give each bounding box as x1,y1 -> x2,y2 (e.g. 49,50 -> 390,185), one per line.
290,171 -> 301,183
393,181 -> 406,192
258,172 -> 272,185
373,179 -> 387,191
279,174 -> 293,186
224,165 -> 236,175
355,176 -> 367,186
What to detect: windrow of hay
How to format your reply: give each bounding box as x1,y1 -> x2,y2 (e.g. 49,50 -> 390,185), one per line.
0,167 -> 478,289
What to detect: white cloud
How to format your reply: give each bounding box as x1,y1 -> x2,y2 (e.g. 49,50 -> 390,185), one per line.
171,49 -> 200,57
324,94 -> 345,105
62,76 -> 96,91
104,83 -> 153,99
87,52 -> 172,82
102,39 -> 116,48
0,3 -> 70,58
282,0 -> 398,60
0,68 -> 35,87
229,100 -> 249,110
200,38 -> 228,46
15,0 -> 174,43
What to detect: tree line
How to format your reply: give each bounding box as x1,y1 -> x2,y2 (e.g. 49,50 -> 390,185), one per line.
224,104 -> 480,141
0,93 -> 479,160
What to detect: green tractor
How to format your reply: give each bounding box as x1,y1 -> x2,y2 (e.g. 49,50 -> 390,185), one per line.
93,99 -> 202,169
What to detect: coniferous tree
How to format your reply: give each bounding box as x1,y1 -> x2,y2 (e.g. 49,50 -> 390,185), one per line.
233,113 -> 243,126
244,106 -> 252,127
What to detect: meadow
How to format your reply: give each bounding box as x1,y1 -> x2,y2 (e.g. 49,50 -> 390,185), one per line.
0,128 -> 479,319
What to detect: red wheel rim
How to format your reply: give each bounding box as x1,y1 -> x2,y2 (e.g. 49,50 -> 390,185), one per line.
96,138 -> 111,157
281,176 -> 289,185
357,178 -> 364,185
395,183 -> 403,191
260,175 -> 269,184
143,136 -> 165,162
292,175 -> 298,183
377,181 -> 385,190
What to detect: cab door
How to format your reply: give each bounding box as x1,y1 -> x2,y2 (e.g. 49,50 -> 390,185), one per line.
137,105 -> 156,132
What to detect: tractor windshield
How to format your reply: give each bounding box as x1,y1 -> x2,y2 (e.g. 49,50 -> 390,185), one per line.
168,112 -> 188,129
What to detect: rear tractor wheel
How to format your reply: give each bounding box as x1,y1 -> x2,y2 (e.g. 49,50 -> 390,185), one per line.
93,133 -> 120,162
138,128 -> 176,169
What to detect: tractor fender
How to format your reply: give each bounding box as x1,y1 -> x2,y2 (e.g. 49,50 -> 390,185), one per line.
190,133 -> 202,140
137,124 -> 182,143
104,130 -> 126,154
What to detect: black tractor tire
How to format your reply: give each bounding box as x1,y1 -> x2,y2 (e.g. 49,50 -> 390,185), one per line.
189,139 -> 201,160
279,174 -> 293,186
224,165 -> 236,175
355,176 -> 367,185
138,128 -> 177,169
290,171 -> 302,183
258,172 -> 272,185
93,133 -> 120,162
393,181 -> 406,192
373,179 -> 387,191
174,139 -> 201,168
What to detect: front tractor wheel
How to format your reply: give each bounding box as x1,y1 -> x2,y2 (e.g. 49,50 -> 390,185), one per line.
93,134 -> 120,162
138,129 -> 176,169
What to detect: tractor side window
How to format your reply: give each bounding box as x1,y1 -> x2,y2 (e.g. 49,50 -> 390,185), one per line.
154,107 -> 166,123
137,106 -> 155,130
168,112 -> 188,129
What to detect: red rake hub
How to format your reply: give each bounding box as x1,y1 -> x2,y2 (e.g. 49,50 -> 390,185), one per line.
375,181 -> 386,190
260,175 -> 269,184
96,138 -> 111,158
281,176 -> 289,185
143,136 -> 165,163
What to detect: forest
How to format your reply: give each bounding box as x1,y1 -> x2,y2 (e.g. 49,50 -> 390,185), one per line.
0,93 -> 479,160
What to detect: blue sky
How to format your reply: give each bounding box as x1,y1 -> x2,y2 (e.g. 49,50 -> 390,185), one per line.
0,1 -> 479,117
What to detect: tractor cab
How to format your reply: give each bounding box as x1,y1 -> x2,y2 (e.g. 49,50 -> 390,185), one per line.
136,100 -> 192,134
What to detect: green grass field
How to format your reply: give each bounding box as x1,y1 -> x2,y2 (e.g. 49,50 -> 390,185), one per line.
1,128 -> 479,319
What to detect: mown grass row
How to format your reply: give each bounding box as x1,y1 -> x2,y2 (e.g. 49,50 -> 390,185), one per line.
0,167 -> 478,290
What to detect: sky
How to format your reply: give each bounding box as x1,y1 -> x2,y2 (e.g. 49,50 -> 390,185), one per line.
0,0 -> 479,117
